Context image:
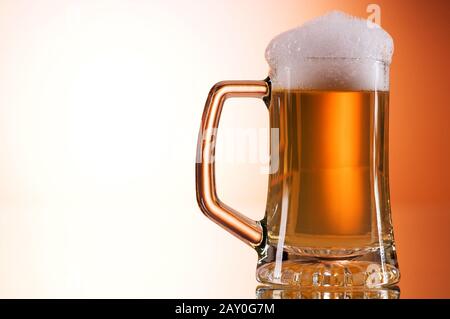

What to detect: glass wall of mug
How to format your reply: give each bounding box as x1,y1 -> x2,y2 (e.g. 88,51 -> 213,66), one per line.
257,58 -> 399,288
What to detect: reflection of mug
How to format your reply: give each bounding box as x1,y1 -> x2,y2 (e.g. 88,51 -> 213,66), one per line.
196,12 -> 400,288
255,286 -> 400,299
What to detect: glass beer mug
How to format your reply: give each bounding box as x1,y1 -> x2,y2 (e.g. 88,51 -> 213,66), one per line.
196,12 -> 400,288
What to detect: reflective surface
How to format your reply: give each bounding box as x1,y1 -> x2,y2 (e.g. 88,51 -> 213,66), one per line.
256,285 -> 400,299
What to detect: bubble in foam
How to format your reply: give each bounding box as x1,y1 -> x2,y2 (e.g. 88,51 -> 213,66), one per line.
265,11 -> 394,90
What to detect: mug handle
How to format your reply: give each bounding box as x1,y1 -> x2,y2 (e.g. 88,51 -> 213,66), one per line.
196,80 -> 269,247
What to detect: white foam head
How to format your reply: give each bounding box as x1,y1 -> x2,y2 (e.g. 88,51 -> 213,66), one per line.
265,11 -> 394,90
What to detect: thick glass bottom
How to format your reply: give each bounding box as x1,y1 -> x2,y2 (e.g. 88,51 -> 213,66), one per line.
256,243 -> 399,288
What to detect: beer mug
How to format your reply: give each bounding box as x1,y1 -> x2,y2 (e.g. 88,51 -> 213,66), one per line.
196,12 -> 400,288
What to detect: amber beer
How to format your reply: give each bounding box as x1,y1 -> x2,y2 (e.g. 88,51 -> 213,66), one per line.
266,89 -> 390,254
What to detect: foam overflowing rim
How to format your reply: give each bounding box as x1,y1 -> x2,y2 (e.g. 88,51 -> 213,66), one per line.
264,11 -> 394,90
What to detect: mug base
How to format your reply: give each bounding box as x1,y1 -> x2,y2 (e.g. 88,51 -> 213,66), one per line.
256,243 -> 399,288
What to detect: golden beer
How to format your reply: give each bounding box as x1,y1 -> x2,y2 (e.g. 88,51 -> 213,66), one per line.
266,89 -> 391,255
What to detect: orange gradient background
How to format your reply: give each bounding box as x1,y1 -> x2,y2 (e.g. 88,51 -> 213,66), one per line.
0,0 -> 449,298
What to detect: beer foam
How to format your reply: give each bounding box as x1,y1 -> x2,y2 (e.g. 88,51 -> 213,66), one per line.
265,11 -> 394,90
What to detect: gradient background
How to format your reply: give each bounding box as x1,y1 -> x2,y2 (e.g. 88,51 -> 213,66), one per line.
0,0 -> 449,298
